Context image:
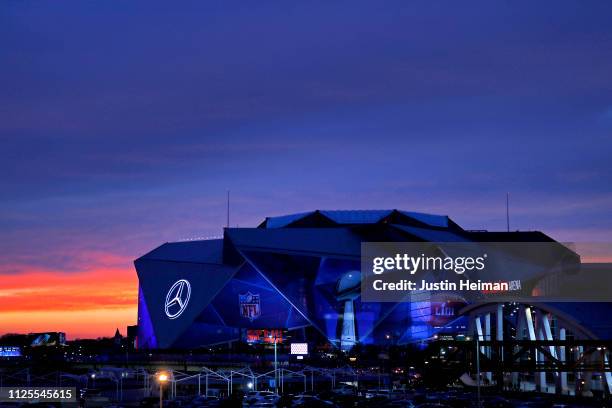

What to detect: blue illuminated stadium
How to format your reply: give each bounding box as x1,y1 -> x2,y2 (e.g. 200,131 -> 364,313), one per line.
134,210 -> 564,350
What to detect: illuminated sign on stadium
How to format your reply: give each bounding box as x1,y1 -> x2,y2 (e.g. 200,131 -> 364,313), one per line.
164,279 -> 191,319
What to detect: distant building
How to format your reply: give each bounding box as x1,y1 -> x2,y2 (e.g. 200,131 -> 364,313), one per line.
30,332 -> 66,347
0,346 -> 22,358
113,328 -> 123,346
0,332 -> 66,348
126,325 -> 138,349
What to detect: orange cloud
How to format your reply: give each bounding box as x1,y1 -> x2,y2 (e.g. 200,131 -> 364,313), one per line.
0,261 -> 138,339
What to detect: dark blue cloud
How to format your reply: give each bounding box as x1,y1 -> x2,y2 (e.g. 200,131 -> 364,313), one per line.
1,0 -> 612,272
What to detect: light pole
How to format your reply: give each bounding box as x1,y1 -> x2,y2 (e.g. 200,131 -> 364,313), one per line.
90,373 -> 96,389
475,337 -> 481,408
158,372 -> 169,408
268,333 -> 279,394
120,372 -> 125,401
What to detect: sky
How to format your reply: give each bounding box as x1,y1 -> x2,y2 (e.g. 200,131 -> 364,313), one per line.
1,1 -> 612,339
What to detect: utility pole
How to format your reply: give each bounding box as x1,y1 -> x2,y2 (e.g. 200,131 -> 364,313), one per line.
226,190 -> 230,228
506,192 -> 510,232
274,336 -> 278,394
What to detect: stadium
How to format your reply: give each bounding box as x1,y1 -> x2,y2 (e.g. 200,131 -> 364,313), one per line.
134,209 -> 588,349
132,210 -> 612,395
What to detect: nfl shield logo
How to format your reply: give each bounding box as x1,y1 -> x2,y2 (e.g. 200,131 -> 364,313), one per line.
239,292 -> 261,321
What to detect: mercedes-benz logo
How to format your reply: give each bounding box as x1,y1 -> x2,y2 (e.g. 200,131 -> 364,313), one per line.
164,279 -> 191,319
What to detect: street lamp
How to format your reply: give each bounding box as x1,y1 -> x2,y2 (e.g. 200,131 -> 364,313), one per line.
90,373 -> 96,388
158,372 -> 169,408
268,332 -> 279,394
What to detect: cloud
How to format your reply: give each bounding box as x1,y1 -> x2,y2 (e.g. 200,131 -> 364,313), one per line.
1,0 -> 612,338
0,265 -> 137,311
0,263 -> 137,338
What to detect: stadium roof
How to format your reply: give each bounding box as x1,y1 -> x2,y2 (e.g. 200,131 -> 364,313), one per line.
258,209 -> 453,229
140,239 -> 224,264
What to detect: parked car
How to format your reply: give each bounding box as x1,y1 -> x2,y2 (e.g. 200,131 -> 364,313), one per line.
384,399 -> 417,408
292,394 -> 335,407
416,404 -> 453,408
139,397 -> 160,407
242,391 -> 279,407
479,396 -> 512,408
332,386 -> 356,395
187,395 -> 220,407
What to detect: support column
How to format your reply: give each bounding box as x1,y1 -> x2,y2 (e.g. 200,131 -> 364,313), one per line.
311,370 -> 314,392
513,306 -> 526,390
524,307 -> 536,340
535,327 -> 547,392
496,304 -> 504,342
496,304 -> 505,389
576,346 -> 584,396
467,312 -> 476,345
474,315 -> 485,386
484,313 -> 492,383
582,352 -> 593,397
520,306 -> 540,387
526,308 -> 545,392
539,312 -> 557,394
604,351 -> 612,395
540,313 -> 557,360
557,327 -> 568,394
475,316 -> 484,352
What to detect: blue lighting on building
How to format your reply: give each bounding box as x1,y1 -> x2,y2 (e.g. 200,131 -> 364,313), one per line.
134,209 -> 567,350
0,346 -> 22,357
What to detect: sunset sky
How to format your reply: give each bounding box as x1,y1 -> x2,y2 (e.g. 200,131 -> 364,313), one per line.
2,1 -> 612,339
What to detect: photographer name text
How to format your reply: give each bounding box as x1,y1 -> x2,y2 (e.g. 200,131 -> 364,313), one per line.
372,279 -> 510,292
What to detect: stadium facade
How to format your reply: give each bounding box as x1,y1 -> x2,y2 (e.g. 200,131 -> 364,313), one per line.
134,209 -> 576,350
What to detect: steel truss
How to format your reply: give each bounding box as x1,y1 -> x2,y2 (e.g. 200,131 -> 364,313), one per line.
437,302 -> 612,397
